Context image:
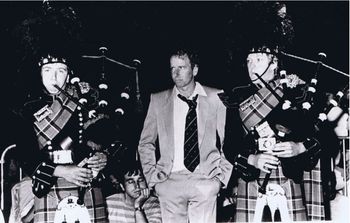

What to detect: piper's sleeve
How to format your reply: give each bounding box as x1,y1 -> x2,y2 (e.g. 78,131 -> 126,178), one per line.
31,161 -> 57,198
233,151 -> 260,181
300,121 -> 340,171
13,112 -> 58,198
222,108 -> 260,182
301,137 -> 322,170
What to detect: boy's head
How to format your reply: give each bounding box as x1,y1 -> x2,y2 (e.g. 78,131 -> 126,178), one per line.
118,163 -> 147,199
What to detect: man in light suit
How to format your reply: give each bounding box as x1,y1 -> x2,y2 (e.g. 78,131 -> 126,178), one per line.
138,47 -> 233,223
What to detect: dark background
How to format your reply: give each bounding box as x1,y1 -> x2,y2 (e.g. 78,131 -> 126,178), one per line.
0,1 -> 348,150
0,1 -> 348,221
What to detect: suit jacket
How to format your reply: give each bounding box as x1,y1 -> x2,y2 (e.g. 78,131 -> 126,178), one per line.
138,85 -> 233,188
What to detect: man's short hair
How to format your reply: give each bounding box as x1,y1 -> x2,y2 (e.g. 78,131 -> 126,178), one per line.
117,161 -> 144,183
170,46 -> 199,68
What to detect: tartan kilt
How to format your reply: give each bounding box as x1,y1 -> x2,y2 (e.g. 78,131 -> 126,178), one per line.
235,166 -> 308,222
34,178 -> 108,223
303,161 -> 325,220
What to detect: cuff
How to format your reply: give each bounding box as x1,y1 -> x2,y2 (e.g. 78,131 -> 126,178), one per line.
302,137 -> 322,170
233,153 -> 259,181
32,161 -> 57,198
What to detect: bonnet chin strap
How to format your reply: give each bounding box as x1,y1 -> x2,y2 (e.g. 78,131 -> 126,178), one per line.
251,55 -> 283,102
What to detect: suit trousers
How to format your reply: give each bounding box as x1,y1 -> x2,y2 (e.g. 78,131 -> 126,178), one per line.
154,170 -> 221,223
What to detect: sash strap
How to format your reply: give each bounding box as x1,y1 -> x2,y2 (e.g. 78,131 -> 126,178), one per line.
239,81 -> 284,130
34,87 -> 78,148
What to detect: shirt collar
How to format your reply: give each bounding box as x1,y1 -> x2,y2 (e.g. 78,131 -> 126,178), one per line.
174,82 -> 207,100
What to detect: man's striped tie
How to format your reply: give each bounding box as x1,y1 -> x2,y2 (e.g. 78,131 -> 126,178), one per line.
177,94 -> 200,172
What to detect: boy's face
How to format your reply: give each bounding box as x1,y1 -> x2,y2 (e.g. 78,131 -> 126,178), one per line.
41,62 -> 69,94
123,170 -> 147,199
246,52 -> 277,87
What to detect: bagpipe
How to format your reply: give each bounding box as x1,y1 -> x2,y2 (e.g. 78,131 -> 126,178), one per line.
251,51 -> 349,221
52,46 -> 142,206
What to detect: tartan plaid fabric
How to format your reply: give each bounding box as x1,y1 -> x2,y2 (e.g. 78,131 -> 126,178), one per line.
34,86 -> 77,148
239,81 -> 283,130
303,161 -> 325,220
235,165 -> 308,222
34,178 -> 107,223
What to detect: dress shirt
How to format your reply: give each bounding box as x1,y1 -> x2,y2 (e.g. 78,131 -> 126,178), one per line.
172,82 -> 207,172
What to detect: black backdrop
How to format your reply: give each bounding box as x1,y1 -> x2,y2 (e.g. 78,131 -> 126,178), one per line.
0,1 -> 349,150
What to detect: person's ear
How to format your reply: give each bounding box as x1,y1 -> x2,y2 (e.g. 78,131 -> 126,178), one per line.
270,56 -> 278,71
193,65 -> 199,77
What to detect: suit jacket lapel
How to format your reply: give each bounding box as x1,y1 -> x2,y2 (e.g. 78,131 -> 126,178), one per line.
160,89 -> 175,159
161,87 -> 208,155
198,94 -> 209,148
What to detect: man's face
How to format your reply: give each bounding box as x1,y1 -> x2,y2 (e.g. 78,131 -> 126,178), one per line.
170,54 -> 198,89
246,53 -> 277,87
123,170 -> 147,199
41,62 -> 69,94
